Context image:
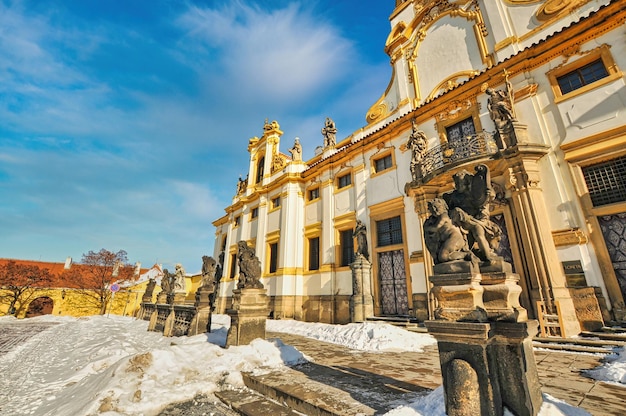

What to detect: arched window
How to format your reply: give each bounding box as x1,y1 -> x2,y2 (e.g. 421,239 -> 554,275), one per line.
256,157 -> 265,184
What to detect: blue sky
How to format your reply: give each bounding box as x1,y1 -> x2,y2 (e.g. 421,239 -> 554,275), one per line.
0,0 -> 394,273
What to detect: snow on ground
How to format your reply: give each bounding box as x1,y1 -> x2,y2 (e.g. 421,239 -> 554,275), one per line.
0,314 -> 622,416
584,345 -> 626,384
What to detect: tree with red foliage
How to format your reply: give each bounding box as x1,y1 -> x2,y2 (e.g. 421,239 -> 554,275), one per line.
0,261 -> 53,316
62,249 -> 136,314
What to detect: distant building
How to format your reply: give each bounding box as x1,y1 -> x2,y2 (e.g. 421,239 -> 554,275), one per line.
0,258 -> 162,317
212,0 -> 625,336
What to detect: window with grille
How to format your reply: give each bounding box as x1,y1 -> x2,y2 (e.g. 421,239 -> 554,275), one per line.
582,155 -> 626,207
445,117 -> 476,143
375,154 -> 393,173
340,229 -> 354,266
308,237 -> 320,271
376,216 -> 403,247
557,59 -> 609,95
269,242 -> 278,273
338,173 -> 352,189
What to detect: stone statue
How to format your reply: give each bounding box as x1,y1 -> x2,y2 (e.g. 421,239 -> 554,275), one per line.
424,198 -> 471,264
173,263 -> 186,292
236,175 -> 248,195
200,256 -> 217,290
353,220 -> 369,260
486,82 -> 517,149
160,270 -> 172,294
442,165 -> 502,264
289,138 -> 303,161
236,241 -> 264,289
321,117 -> 337,148
142,278 -> 157,302
406,120 -> 428,182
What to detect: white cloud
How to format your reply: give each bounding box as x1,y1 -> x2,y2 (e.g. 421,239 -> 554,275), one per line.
176,2 -> 354,103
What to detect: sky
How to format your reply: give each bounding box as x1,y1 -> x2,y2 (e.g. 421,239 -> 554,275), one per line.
1,313 -> 612,415
0,0 -> 394,273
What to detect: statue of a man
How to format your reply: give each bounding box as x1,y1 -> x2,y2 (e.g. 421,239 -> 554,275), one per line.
486,87 -> 514,127
289,138 -> 303,161
353,220 -> 369,260
160,269 -> 172,294
406,120 -> 428,182
321,117 -> 337,148
173,263 -> 186,293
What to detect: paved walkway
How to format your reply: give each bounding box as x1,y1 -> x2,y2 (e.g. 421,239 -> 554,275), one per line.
263,332 -> 626,416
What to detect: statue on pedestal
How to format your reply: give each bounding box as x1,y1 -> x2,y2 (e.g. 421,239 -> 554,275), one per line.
321,117 -> 337,148
289,138 -> 302,161
200,256 -> 217,290
353,220 -> 369,260
236,241 -> 264,289
406,120 -> 428,182
173,263 -> 186,293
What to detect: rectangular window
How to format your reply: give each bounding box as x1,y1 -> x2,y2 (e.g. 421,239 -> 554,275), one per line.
234,216 -> 241,227
582,155 -> 626,207
445,117 -> 476,144
340,229 -> 354,267
271,197 -> 281,209
375,154 -> 393,173
557,59 -> 609,95
338,173 -> 352,189
308,188 -> 320,201
229,253 -> 237,278
251,207 -> 259,219
308,237 -> 320,271
377,216 -> 403,247
269,242 -> 278,273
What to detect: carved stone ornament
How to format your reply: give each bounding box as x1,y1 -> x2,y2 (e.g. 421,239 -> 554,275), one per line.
236,241 -> 264,289
271,154 -> 286,173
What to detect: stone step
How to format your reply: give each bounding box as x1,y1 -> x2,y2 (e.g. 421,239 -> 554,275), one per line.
580,330 -> 626,343
215,388 -> 301,416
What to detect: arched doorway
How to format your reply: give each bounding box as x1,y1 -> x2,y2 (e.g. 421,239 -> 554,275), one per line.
25,297 -> 54,317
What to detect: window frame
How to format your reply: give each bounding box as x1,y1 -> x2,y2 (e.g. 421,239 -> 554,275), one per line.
337,172 -> 352,190
250,207 -> 259,220
268,242 -> 278,274
371,148 -> 397,177
270,196 -> 281,211
547,44 -> 622,103
308,236 -> 320,271
308,187 -> 320,202
339,229 -> 354,267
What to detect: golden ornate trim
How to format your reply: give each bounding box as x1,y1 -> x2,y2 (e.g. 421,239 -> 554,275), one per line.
552,228 -> 588,247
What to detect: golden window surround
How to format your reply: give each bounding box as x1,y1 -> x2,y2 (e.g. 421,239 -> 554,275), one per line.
547,44 -> 622,103
370,146 -> 397,178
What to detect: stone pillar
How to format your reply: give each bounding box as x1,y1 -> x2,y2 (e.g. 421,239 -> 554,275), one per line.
350,255 -> 374,322
425,321 -> 502,416
226,288 -> 270,347
504,144 -> 581,337
188,287 -> 214,336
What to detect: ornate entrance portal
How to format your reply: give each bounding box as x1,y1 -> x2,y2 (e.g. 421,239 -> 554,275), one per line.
378,249 -> 409,315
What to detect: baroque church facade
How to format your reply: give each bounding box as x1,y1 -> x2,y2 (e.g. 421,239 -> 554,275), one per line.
212,0 -> 626,337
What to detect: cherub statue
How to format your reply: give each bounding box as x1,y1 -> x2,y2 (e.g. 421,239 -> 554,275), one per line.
423,198 -> 471,264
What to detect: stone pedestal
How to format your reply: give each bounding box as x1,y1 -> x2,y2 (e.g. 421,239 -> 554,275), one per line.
425,320 -> 542,416
481,272 -> 528,322
172,291 -> 186,305
350,255 -> 374,323
430,270 -> 487,322
225,288 -> 269,347
156,291 -> 168,304
188,307 -> 211,336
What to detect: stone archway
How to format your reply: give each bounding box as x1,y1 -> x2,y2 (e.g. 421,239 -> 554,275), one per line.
25,297 -> 54,318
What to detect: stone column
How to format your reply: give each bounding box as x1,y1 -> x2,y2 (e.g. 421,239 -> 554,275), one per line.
226,288 -> 270,347
504,144 -> 581,337
350,255 -> 374,322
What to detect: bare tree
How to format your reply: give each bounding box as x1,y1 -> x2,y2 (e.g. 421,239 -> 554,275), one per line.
62,249 -> 135,314
0,261 -> 53,316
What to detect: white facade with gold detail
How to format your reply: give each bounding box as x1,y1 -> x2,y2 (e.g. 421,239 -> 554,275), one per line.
213,0 -> 626,335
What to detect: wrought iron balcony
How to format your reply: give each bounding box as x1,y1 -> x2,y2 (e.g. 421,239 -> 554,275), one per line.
419,131 -> 499,183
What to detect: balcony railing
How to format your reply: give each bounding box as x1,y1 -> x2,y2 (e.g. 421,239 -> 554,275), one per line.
419,131 -> 499,183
